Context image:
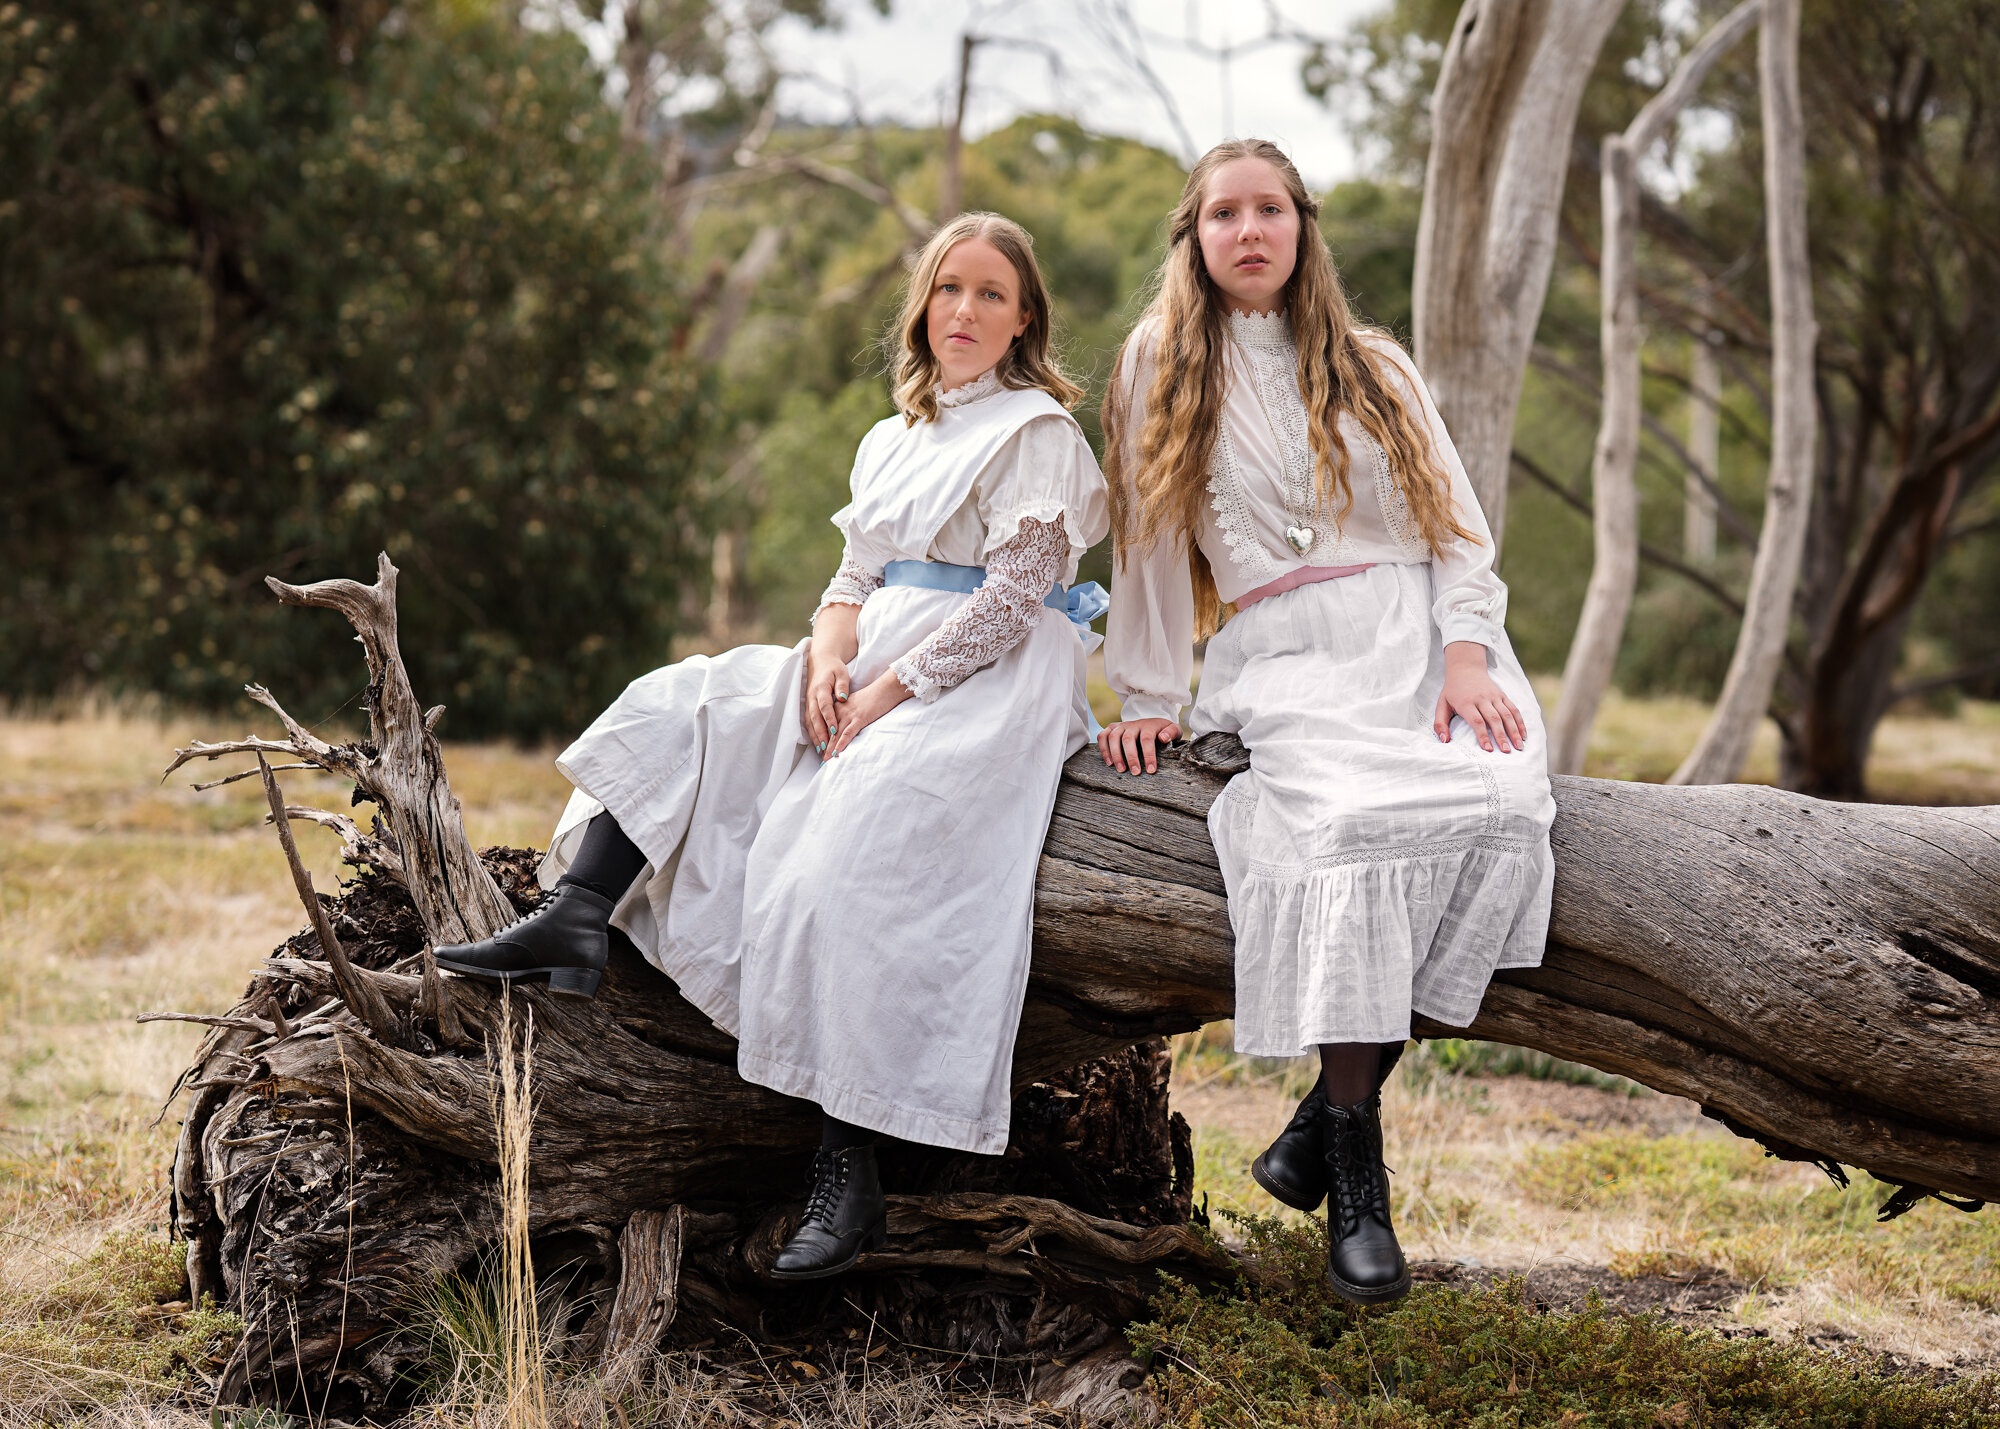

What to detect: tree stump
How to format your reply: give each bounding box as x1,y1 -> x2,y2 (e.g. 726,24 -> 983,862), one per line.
154,555 -> 2000,1412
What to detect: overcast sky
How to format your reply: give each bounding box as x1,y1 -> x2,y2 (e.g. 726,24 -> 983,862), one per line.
760,1 -> 1384,187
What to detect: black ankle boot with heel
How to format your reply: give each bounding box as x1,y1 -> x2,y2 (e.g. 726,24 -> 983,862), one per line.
770,1145 -> 887,1281
1322,1092 -> 1409,1305
433,883 -> 614,1000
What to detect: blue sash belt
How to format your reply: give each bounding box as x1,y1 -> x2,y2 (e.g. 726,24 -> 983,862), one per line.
883,559 -> 1109,637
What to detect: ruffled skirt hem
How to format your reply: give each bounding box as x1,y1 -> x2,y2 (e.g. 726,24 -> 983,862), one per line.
1223,835 -> 1553,1055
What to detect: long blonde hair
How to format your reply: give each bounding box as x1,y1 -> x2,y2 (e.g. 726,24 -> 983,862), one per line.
891,212 -> 1083,424
1104,139 -> 1476,637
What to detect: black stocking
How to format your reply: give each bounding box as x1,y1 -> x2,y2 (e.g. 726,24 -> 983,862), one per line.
557,811 -> 648,904
1317,1040 -> 1407,1105
820,1114 -> 875,1150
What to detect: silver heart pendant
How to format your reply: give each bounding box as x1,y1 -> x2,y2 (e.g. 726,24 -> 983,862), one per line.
1284,523 -> 1315,555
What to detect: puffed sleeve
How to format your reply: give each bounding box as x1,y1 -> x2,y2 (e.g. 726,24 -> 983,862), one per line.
1368,336 -> 1508,651
1102,321 -> 1197,725
971,413 -> 1109,581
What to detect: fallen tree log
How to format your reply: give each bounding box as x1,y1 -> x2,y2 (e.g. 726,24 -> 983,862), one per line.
156,556 -> 1999,1412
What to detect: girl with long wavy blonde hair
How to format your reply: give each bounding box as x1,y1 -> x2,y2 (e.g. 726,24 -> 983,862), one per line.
1098,139 -> 1556,1306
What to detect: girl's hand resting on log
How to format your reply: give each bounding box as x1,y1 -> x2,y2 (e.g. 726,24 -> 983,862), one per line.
1434,641 -> 1527,753
805,603 -> 860,754
1097,718 -> 1182,775
826,668 -> 911,756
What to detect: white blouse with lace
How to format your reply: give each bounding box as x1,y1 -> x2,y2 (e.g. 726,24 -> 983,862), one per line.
813,368 -> 1095,703
1104,311 -> 1511,724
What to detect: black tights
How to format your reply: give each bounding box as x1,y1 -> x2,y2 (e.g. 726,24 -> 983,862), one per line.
558,811 -> 649,904
1318,1041 -> 1407,1105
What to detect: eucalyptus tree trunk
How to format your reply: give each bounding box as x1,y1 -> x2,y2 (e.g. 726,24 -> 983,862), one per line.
1549,1 -> 1763,776
1412,0 -> 1625,554
1672,0 -> 1819,786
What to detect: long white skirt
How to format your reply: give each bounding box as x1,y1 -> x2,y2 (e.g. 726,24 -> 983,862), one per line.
539,585 -> 1095,1155
1189,563 -> 1556,1055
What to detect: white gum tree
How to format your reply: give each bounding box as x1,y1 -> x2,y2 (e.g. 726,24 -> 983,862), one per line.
1548,0 -> 1764,777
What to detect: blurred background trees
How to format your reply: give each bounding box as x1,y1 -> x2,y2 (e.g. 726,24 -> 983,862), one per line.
2,0 -> 708,738
3,0 -> 1995,797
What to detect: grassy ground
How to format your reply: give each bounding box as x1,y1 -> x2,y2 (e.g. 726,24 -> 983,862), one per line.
1172,1029 -> 2000,1376
3,694 -> 1998,1423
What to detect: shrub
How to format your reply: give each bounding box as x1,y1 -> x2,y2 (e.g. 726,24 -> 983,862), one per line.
0,1230 -> 242,1408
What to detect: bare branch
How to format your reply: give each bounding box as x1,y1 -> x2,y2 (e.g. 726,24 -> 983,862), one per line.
268,804 -> 406,880
256,754 -> 407,1046
164,736 -> 314,781
137,1012 -> 278,1036
1890,656 -> 2000,703
1626,0 -> 1763,153
245,683 -> 336,757
261,552 -> 511,943
267,957 -> 424,1015
190,762 -> 316,792
696,224 -> 787,363
1512,450 -> 1746,617
1531,344 -> 1759,547
782,156 -> 931,240
1080,1 -> 1197,163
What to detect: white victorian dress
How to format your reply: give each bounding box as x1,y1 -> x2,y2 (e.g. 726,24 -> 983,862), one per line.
1105,311 -> 1556,1055
541,368 -> 1110,1154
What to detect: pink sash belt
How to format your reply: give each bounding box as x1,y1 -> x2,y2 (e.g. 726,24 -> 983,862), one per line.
1234,562 -> 1374,610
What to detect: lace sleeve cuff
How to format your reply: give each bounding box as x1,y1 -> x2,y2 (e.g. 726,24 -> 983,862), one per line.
813,553 -> 883,623
891,516 -> 1068,702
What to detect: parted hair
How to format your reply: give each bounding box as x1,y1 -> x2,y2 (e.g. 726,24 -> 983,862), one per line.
891,212 -> 1083,425
1103,139 -> 1476,638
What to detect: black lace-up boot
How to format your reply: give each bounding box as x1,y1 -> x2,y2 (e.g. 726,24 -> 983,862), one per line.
770,1145 -> 887,1281
1321,1092 -> 1410,1305
433,884 -> 613,1000
1251,1090 -> 1328,1211
1251,1042 -> 1407,1213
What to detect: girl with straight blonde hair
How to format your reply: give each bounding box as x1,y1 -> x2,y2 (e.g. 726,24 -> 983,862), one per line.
437,211 -> 1109,1280
1099,140 -> 1555,1304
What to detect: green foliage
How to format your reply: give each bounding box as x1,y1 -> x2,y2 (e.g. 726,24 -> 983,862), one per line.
1,1 -> 708,738
1320,179 -> 1421,340
749,379 -> 894,632
1132,1215 -> 2000,1427
1612,552 -> 1754,700
0,1229 -> 242,1403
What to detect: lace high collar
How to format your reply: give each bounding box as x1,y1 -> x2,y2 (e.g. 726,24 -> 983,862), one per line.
937,366 -> 1003,408
1228,308 -> 1293,350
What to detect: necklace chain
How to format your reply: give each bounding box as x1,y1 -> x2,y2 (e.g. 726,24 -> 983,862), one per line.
1235,331 -> 1324,553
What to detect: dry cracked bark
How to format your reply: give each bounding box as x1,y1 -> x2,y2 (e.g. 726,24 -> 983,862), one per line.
157,556 -> 1999,1412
